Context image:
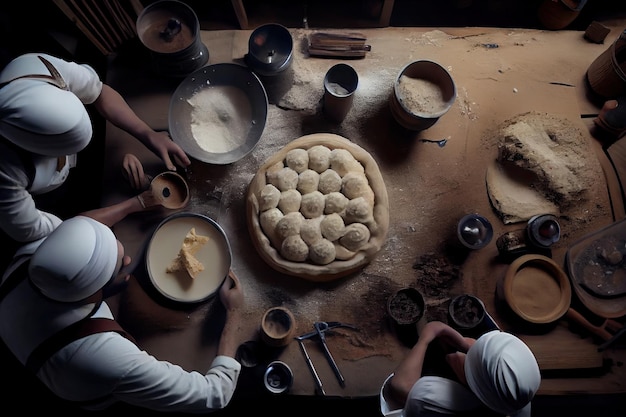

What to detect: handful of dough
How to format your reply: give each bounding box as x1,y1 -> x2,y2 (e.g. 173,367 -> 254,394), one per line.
166,228 -> 210,278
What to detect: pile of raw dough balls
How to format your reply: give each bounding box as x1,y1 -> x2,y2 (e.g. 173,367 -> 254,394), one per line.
258,145 -> 377,265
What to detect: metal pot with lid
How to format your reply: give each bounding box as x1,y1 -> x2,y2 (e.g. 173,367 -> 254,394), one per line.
136,0 -> 208,77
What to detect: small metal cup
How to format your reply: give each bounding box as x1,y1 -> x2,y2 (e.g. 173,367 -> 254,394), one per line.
263,360 -> 293,394
323,63 -> 358,123
457,214 -> 493,250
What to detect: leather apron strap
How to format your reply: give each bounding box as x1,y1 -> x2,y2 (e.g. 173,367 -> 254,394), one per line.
0,55 -> 68,90
26,317 -> 136,374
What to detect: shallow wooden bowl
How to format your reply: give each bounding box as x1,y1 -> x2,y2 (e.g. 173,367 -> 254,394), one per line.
502,254 -> 571,324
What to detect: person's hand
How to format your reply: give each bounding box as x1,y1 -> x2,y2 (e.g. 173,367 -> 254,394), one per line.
219,269 -> 244,312
122,153 -> 152,191
419,321 -> 473,353
136,189 -> 161,209
147,130 -> 191,171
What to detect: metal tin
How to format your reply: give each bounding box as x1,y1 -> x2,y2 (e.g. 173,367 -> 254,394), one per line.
136,0 -> 209,77
457,214 -> 493,250
527,214 -> 561,248
389,60 -> 456,131
264,361 -> 293,394
245,24 -> 294,77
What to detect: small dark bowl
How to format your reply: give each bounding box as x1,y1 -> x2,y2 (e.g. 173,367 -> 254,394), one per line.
245,23 -> 294,76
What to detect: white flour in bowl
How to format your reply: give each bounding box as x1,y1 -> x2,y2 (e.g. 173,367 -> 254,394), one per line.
187,86 -> 252,153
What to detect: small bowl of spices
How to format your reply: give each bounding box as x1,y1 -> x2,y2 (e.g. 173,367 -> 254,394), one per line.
387,287 -> 426,346
389,60 -> 456,131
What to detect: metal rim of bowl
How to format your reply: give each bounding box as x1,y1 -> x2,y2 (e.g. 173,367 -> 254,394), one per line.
246,23 -> 294,75
136,0 -> 201,53
145,211 -> 232,303
448,294 -> 486,329
393,59 -> 457,119
168,62 -> 269,164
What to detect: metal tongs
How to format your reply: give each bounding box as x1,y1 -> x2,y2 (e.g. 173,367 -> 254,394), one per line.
295,321 -> 357,395
308,32 -> 371,58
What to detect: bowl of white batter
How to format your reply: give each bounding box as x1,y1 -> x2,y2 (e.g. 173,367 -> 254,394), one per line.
169,63 -> 268,164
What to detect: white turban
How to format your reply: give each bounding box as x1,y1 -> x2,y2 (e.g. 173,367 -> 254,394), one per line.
0,56 -> 92,156
464,330 -> 541,417
29,216 -> 118,303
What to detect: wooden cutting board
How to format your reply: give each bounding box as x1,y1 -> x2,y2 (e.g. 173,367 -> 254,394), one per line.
520,325 -> 605,371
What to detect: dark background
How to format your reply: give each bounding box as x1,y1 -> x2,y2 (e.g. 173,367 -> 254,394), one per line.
0,1 -> 625,416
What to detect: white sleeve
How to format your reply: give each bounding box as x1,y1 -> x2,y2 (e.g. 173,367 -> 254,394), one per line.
36,53 -> 103,104
404,376 -> 485,416
380,373 -> 404,417
0,158 -> 61,242
39,333 -> 242,414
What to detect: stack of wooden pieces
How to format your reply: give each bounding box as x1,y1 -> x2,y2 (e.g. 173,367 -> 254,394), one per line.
308,32 -> 371,58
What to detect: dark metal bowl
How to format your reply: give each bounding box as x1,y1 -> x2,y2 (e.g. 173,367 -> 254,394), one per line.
245,24 -> 294,76
169,63 -> 268,164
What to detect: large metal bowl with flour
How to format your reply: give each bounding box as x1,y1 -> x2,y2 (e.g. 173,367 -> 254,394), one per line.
169,63 -> 268,164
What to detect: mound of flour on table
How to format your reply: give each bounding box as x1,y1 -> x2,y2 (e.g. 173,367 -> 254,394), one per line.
486,112 -> 603,224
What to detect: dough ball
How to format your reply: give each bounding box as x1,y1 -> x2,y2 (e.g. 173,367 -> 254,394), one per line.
334,242 -> 356,260
325,192 -> 349,214
341,171 -> 374,205
285,148 -> 309,173
343,196 -> 374,224
260,208 -> 283,247
309,238 -> 336,265
320,213 -> 345,241
265,161 -> 284,185
258,184 -> 281,211
280,235 -> 309,262
297,169 -> 320,195
275,211 -> 305,241
300,190 -> 325,219
307,145 -> 332,173
340,223 -> 371,251
300,216 -> 323,245
272,167 -> 299,191
278,189 -> 302,213
329,148 -> 364,177
318,169 -> 342,194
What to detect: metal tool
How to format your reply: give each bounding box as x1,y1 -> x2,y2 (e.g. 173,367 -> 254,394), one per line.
297,321 -> 357,340
314,322 -> 346,386
597,321 -> 626,352
295,321 -> 357,394
296,338 -> 325,396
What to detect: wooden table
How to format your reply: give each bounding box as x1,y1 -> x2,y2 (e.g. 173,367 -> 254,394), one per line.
102,25 -> 626,400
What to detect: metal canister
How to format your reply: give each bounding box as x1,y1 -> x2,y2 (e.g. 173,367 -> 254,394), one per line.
136,0 -> 209,77
527,214 -> 561,248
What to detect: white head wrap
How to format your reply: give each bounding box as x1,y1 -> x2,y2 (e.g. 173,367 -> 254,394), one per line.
29,216 -> 118,303
0,55 -> 92,156
464,330 -> 541,417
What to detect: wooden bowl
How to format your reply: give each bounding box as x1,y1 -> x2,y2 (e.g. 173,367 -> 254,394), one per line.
260,306 -> 296,347
502,254 -> 571,324
150,171 -> 190,209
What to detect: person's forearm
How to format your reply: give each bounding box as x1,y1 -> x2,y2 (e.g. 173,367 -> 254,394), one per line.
94,84 -> 156,146
79,196 -> 144,227
388,338 -> 430,406
217,310 -> 242,358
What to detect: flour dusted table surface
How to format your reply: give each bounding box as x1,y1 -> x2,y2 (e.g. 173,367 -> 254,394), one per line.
102,25 -> 626,399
